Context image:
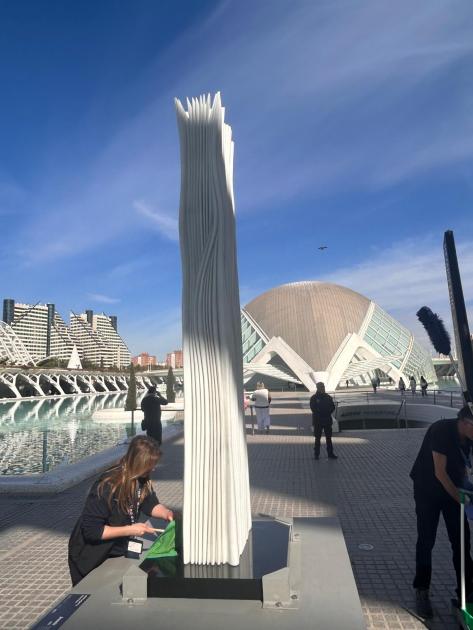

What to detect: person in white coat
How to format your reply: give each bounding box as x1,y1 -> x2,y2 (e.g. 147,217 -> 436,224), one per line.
251,382 -> 271,433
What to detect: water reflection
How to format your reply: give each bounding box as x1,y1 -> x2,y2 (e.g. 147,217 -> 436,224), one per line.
0,393 -> 130,475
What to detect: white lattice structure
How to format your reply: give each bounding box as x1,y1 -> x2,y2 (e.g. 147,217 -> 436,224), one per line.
0,321 -> 35,366
176,93 -> 252,566
0,368 -> 132,399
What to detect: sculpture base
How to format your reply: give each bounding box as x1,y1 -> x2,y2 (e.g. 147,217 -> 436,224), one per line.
37,517 -> 366,629
139,519 -> 290,600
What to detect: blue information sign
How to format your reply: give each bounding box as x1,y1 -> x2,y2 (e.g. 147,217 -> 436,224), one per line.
31,594 -> 90,629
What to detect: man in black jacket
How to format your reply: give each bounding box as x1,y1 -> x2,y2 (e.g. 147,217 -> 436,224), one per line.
410,405 -> 473,619
310,382 -> 337,460
140,386 -> 168,445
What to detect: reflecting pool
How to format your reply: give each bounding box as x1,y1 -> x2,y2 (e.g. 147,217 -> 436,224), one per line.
0,393 -> 168,475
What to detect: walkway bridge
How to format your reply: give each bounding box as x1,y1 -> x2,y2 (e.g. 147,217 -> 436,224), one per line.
0,368 -> 164,400
0,391 -> 126,425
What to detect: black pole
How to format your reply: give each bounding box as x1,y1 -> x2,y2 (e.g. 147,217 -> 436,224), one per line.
42,430 -> 48,473
443,230 -> 473,404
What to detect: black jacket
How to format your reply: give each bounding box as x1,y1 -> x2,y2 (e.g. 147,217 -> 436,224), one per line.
410,418 -> 471,495
310,392 -> 335,425
141,392 -> 168,443
68,474 -> 159,585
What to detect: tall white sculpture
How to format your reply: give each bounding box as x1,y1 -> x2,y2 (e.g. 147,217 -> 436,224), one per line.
175,93 -> 252,566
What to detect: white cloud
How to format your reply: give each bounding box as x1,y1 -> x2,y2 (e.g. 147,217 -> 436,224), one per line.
133,200 -> 179,242
322,235 -> 473,350
107,257 -> 153,278
87,293 -> 121,305
12,1 -> 473,264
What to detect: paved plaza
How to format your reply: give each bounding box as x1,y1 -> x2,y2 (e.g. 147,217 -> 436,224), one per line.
0,391 -> 465,629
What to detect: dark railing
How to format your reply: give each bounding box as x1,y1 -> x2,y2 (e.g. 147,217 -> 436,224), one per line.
332,388 -> 462,408
331,388 -> 463,432
334,415 -> 413,431
394,399 -> 405,429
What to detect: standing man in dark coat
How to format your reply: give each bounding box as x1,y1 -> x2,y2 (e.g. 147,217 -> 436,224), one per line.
140,385 -> 168,446
410,405 -> 473,619
310,382 -> 337,460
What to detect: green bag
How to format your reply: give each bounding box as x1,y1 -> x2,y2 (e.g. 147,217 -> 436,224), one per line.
144,520 -> 178,559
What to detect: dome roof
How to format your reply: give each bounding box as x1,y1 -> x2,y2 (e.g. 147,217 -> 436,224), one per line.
244,281 -> 370,372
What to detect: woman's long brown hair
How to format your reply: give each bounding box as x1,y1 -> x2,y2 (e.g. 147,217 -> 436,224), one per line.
98,436 -> 161,514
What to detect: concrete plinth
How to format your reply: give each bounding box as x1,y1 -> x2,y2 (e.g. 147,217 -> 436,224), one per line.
43,517 -> 364,630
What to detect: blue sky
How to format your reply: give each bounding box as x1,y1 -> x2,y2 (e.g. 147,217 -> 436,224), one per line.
1,0 -> 473,359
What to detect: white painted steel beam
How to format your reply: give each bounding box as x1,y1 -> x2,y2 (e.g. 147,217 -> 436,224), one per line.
176,93 -> 252,565
0,322 -> 36,366
250,335 -> 317,391
0,373 -> 22,398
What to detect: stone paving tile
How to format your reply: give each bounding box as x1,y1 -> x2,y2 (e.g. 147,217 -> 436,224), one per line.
0,392 -> 465,629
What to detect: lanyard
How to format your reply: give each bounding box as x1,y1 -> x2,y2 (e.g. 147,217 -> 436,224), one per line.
128,486 -> 142,525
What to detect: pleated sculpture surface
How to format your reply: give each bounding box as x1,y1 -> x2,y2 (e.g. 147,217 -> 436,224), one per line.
175,93 -> 252,566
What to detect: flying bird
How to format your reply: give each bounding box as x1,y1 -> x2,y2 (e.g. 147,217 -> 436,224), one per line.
318,246 -> 328,250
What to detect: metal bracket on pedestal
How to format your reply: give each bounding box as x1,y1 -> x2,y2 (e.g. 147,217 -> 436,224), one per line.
121,565 -> 148,605
262,519 -> 301,610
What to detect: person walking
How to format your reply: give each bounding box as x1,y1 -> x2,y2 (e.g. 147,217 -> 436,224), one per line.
68,436 -> 174,585
420,376 -> 428,397
141,385 -> 168,446
251,382 -> 271,433
399,377 -> 406,396
410,406 -> 473,619
410,376 -> 417,396
310,382 -> 337,460
371,377 -> 378,393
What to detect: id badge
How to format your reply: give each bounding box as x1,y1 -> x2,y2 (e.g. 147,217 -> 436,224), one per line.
126,538 -> 143,559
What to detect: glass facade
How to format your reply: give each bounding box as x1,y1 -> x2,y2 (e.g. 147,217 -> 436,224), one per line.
363,305 -> 410,368
3,299 -> 15,325
362,304 -> 435,382
241,311 -> 266,363
403,339 -> 436,382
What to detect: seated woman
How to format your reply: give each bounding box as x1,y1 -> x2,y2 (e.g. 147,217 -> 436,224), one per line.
68,435 -> 173,585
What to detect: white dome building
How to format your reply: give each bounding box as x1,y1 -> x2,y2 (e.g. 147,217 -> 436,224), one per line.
241,281 -> 436,391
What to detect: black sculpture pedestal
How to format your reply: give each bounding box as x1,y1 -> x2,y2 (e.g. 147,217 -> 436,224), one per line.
140,519 -> 290,601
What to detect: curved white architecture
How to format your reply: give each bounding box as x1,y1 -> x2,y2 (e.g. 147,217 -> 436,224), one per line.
0,321 -> 35,366
176,93 -> 252,565
0,368 -> 143,400
243,281 -> 436,391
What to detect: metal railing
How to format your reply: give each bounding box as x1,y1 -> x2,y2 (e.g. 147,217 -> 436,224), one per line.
247,404 -> 255,435
332,388 -> 462,408
394,399 -> 406,429
330,387 -> 463,432
334,416 -> 412,431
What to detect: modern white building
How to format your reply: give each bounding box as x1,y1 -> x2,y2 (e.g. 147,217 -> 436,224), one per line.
242,281 -> 436,391
2,300 -> 73,362
1,299 -> 131,369
70,311 -> 130,369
